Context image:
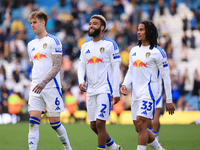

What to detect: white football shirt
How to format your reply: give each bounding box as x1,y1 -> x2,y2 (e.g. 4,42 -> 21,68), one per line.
122,45 -> 172,103
27,34 -> 62,89
78,36 -> 121,97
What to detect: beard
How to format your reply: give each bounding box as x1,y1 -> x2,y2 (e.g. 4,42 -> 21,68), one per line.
88,27 -> 101,37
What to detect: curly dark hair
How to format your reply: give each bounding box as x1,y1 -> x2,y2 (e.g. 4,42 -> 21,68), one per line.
137,20 -> 158,50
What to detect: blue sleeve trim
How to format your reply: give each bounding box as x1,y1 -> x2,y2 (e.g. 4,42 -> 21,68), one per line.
155,46 -> 166,58
104,37 -> 118,50
48,34 -> 60,45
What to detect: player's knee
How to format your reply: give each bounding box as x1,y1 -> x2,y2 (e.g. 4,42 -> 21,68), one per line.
136,119 -> 146,132
96,120 -> 105,131
135,125 -> 139,133
90,123 -> 97,132
133,121 -> 139,132
29,116 -> 40,127
50,121 -> 61,130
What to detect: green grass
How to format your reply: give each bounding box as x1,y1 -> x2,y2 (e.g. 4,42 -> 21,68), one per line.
0,122 -> 199,150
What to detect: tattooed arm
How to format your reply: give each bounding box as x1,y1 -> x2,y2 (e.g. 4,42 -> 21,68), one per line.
32,54 -> 62,94
43,54 -> 62,83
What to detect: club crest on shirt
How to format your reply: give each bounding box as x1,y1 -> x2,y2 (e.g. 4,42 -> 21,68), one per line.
146,52 -> 151,58
100,47 -> 105,53
43,43 -> 47,49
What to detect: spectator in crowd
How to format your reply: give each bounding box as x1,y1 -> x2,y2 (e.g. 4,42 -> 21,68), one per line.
113,0 -> 124,20
158,0 -> 165,16
190,10 -> 197,31
191,69 -> 200,110
189,32 -> 195,49
171,77 -> 180,109
196,6 -> 200,31
120,44 -> 130,68
182,14 -> 188,31
0,28 -> 5,54
10,18 -> 24,33
181,31 -> 188,61
22,3 -> 33,20
130,24 -> 138,45
169,0 -> 177,16
148,4 -> 155,21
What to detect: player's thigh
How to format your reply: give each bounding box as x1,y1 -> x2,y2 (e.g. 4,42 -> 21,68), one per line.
86,95 -> 98,122
131,99 -> 155,120
28,89 -> 45,112
42,88 -> 64,114
153,108 -> 161,122
96,93 -> 112,121
156,95 -> 163,109
131,100 -> 139,121
86,93 -> 111,122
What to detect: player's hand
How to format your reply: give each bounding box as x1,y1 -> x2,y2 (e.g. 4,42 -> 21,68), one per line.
166,103 -> 175,115
120,85 -> 128,95
32,81 -> 47,94
113,97 -> 120,105
79,83 -> 86,92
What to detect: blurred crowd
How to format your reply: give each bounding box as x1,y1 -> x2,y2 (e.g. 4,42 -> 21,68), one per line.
0,0 -> 200,120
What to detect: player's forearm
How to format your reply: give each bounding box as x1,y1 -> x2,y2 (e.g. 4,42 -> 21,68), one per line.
112,61 -> 120,97
160,69 -> 173,103
122,53 -> 133,87
122,69 -> 132,88
78,62 -> 86,84
43,54 -> 62,83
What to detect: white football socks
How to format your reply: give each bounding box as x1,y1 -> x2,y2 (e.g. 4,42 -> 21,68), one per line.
55,124 -> 72,150
148,139 -> 163,150
137,145 -> 146,150
28,123 -> 39,150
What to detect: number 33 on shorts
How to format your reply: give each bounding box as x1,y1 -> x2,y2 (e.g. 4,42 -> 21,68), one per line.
140,100 -> 154,118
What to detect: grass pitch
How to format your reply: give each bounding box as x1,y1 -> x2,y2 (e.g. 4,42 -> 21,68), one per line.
0,122 -> 199,150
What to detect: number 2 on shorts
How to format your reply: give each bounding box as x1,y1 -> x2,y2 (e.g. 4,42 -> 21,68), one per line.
98,104 -> 107,117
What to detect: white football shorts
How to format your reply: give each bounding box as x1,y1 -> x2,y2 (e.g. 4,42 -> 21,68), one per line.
28,87 -> 64,115
131,99 -> 155,120
156,89 -> 163,108
86,93 -> 112,122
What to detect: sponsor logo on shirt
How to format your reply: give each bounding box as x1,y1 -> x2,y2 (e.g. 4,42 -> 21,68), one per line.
33,53 -> 47,61
113,52 -> 120,59
87,56 -> 103,65
133,60 -> 147,68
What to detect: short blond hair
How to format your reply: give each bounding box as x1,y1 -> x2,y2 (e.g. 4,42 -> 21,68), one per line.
90,14 -> 107,32
28,11 -> 48,26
